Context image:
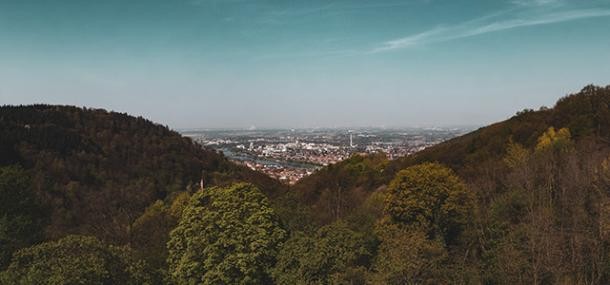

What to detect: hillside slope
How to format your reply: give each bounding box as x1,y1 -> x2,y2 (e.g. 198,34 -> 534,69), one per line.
387,85 -> 610,176
3,86 -> 610,283
0,105 -> 285,243
291,85 -> 610,225
281,85 -> 610,283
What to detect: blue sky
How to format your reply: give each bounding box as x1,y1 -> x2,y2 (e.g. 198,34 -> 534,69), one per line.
1,0 -> 609,128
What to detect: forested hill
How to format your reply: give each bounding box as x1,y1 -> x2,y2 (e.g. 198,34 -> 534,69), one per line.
277,85 -> 610,283
3,87 -> 610,284
291,85 -> 610,224
0,105 -> 284,243
387,84 -> 610,176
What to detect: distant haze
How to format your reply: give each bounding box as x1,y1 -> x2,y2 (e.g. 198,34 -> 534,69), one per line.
1,0 -> 609,129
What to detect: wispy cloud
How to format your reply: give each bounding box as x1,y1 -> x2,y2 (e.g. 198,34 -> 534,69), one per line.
372,5 -> 610,53
265,1 -> 419,20
511,0 -> 564,7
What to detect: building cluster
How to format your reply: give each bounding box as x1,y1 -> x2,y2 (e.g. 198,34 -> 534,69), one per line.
364,141 -> 430,160
212,139 -> 438,184
185,127 -> 469,185
238,141 -> 350,166
237,160 -> 313,185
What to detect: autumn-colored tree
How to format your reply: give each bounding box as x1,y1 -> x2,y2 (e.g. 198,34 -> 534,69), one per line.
535,127 -> 572,152
503,139 -> 530,169
167,183 -> 287,285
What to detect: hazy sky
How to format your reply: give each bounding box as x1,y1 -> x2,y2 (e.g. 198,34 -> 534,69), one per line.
1,0 -> 609,129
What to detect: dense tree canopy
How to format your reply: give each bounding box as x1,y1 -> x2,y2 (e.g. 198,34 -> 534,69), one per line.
167,183 -> 287,284
535,127 -> 572,152
2,85 -> 610,283
370,224 -> 446,285
272,221 -> 371,285
0,235 -> 152,285
0,105 -> 285,244
387,85 -> 610,176
0,165 -> 45,269
290,153 -> 388,225
385,163 -> 474,244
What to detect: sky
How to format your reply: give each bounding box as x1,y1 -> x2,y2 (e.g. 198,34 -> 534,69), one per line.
1,0 -> 609,129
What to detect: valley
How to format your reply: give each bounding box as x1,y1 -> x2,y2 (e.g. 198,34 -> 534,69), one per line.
182,127 -> 471,184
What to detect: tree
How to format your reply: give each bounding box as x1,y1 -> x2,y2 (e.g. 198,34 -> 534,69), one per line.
130,192 -> 192,281
535,127 -> 572,152
503,139 -> 530,169
130,200 -> 176,281
167,183 -> 287,285
0,235 -> 152,285
369,223 -> 447,285
0,105 -> 284,247
0,165 -> 45,269
272,221 -> 371,285
291,153 -> 388,225
385,163 -> 474,244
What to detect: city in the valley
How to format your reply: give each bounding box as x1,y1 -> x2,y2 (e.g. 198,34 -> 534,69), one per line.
181,127 -> 472,184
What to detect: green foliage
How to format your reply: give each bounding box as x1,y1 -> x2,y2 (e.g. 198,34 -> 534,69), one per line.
370,164 -> 474,284
129,192 -> 194,282
0,166 -> 44,269
271,190 -> 316,232
167,183 -> 287,285
290,153 -> 388,225
272,221 -> 371,285
0,105 -> 285,245
0,235 -> 152,285
345,189 -> 387,233
370,223 -> 447,285
385,163 -> 474,244
130,200 -> 177,281
3,86 -> 610,284
167,191 -> 192,219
